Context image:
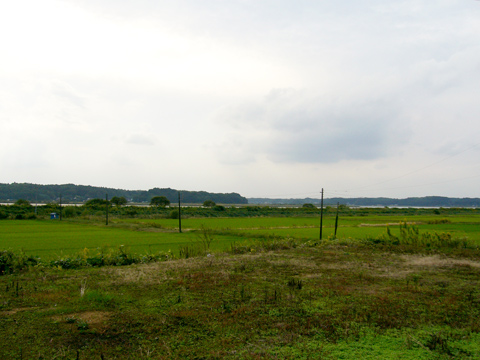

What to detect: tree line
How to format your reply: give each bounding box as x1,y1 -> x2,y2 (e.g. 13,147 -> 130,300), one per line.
2,199 -> 479,221
0,183 -> 248,204
248,196 -> 480,207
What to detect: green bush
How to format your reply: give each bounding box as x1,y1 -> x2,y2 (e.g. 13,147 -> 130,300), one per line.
169,210 -> 179,219
63,206 -> 78,218
0,250 -> 39,275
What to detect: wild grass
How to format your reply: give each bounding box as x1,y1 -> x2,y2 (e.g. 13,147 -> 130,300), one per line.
1,239 -> 480,358
364,221 -> 476,252
1,214 -> 480,357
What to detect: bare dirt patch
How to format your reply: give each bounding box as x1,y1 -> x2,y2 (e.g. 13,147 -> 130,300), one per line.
402,254 -> 480,269
1,307 -> 38,316
358,222 -> 419,227
52,311 -> 111,331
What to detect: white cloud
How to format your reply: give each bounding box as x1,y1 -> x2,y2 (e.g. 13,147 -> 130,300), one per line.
125,134 -> 155,146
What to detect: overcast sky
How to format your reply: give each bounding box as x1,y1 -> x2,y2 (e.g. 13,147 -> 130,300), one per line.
1,0 -> 480,199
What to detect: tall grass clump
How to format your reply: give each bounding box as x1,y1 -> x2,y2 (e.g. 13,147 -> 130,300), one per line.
45,246 -> 174,271
0,250 -> 39,275
370,222 -> 473,249
0,246 -> 174,274
230,236 -> 305,254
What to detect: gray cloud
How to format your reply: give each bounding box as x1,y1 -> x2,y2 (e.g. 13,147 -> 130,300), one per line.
216,89 -> 408,164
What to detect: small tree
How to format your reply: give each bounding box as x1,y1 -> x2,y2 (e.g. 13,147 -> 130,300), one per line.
111,196 -> 127,207
203,200 -> 216,208
14,199 -> 31,207
150,196 -> 170,208
85,198 -> 109,208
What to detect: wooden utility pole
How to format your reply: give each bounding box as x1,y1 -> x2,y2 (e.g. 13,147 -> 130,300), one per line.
106,193 -> 109,226
178,192 -> 182,233
319,188 -> 324,240
59,195 -> 62,221
334,202 -> 339,238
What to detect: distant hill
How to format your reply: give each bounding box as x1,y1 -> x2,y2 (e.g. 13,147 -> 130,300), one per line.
248,196 -> 480,207
0,183 -> 248,204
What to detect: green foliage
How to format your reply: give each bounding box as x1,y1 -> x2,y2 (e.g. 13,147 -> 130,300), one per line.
62,206 -> 78,218
0,183 -> 248,204
150,196 -> 170,207
427,218 -> 452,224
178,245 -> 201,259
0,250 -> 38,275
169,209 -> 179,219
302,203 -> 316,209
110,196 -> 127,206
45,246 -> 174,271
85,198 -> 109,209
3,240 -> 480,359
82,290 -> 116,307
194,225 -> 215,254
203,200 -> 216,207
287,278 -> 303,290
371,221 -> 473,249
14,199 -> 31,206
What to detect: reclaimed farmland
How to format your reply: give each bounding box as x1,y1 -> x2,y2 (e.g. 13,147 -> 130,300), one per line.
1,208 -> 480,358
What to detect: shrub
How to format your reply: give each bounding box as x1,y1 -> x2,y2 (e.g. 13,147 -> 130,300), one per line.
51,257 -> 85,270
0,250 -> 38,275
427,218 -> 451,224
63,206 -> 77,218
125,207 -> 138,217
169,210 -> 179,219
14,199 -> 31,207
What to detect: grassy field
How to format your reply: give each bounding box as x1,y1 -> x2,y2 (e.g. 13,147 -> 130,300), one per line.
1,237 -> 480,358
1,214 -> 480,260
0,220 -> 238,260
1,214 -> 480,358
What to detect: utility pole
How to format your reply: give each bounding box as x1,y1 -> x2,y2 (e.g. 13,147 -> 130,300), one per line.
106,193 -> 109,226
319,188 -> 324,240
59,195 -> 62,221
334,202 -> 339,238
178,191 -> 182,233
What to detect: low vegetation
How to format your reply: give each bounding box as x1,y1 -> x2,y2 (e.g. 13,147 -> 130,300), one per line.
1,210 -> 480,358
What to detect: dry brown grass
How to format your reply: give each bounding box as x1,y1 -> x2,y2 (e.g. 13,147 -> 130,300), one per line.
403,254 -> 480,269
1,307 -> 38,315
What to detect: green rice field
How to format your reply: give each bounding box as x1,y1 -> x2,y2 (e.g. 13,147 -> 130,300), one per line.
2,213 -> 480,358
2,214 -> 480,259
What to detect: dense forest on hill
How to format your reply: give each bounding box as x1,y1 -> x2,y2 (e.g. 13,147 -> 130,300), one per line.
2,183 -> 479,207
0,183 -> 247,204
249,196 -> 480,207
